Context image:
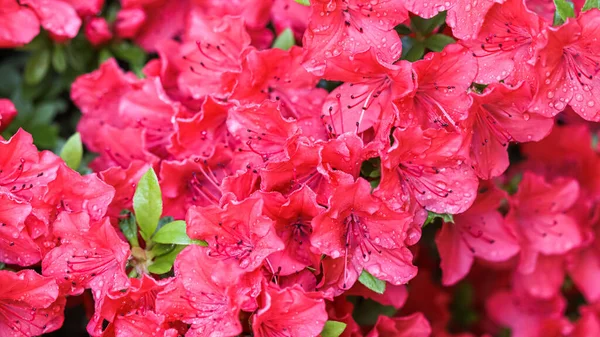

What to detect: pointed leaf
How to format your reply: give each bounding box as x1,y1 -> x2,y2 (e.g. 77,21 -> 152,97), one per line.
148,245 -> 185,274
272,28 -> 295,50
358,270 -> 386,294
295,0 -> 310,5
59,133 -> 82,170
152,220 -> 192,245
321,321 -> 347,337
583,0 -> 600,10
24,49 -> 51,85
411,11 -> 447,35
553,0 -> 575,25
133,168 -> 162,241
425,34 -> 456,52
52,44 -> 67,73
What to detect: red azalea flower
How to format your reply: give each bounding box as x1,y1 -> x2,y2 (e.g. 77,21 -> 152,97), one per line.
404,0 -> 504,40
252,283 -> 327,337
175,14 -> 251,102
156,245 -> 245,337
0,0 -> 39,48
326,297 -> 362,337
0,191 -> 40,266
0,270 -> 65,336
320,132 -> 380,178
189,0 -> 273,48
462,0 -> 547,85
506,172 -> 582,273
302,0 -> 407,77
61,0 -> 104,17
436,182 -> 519,286
124,0 -> 190,52
115,8 -> 146,39
42,212 -> 130,297
19,0 -> 81,42
513,255 -> 565,300
520,124 -> 600,199
167,97 -> 230,160
271,0 -> 311,42
0,99 -> 17,132
365,313 -> 431,337
88,274 -> 169,336
85,17 -> 112,46
346,282 -> 408,309
227,100 -> 300,163
377,125 -> 478,215
160,155 -> 231,219
395,44 -> 477,129
31,163 -> 115,226
259,137 -> 323,193
0,129 -> 61,202
311,178 -> 417,289
259,186 -> 324,275
322,51 -> 414,142
486,289 -> 565,337
529,9 -> 600,121
466,82 -> 553,179
186,198 -> 285,271
230,46 -> 329,138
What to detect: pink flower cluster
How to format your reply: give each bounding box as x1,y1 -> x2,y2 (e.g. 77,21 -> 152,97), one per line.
1,0 -> 600,336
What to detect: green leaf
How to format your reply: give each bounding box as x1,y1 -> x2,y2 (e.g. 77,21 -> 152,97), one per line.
110,42 -> 147,77
425,34 -> 456,52
59,133 -> 83,170
24,49 -> 51,85
52,44 -> 67,73
272,28 -> 296,50
133,168 -> 163,241
148,245 -> 185,274
394,24 -> 412,35
404,42 -> 425,62
119,210 -> 140,247
424,212 -> 454,226
152,220 -> 193,245
150,243 -> 176,258
320,321 -> 347,337
358,270 -> 386,294
27,124 -> 59,149
583,0 -> 600,10
294,0 -> 310,5
411,11 -> 447,35
553,0 -> 575,25
98,48 -> 113,65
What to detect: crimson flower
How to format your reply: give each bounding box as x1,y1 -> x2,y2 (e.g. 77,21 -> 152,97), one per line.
529,9 -> 600,121
377,125 -> 478,214
259,186 -> 324,275
462,0 -> 547,85
186,197 -> 284,271
252,283 -> 327,337
436,182 -> 519,285
0,99 -> 17,132
365,313 -> 431,337
42,212 -> 130,297
466,82 -> 553,179
506,172 -> 582,273
0,270 -> 65,336
395,44 -> 477,129
311,178 -> 417,290
156,245 -> 246,337
302,0 -> 407,78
